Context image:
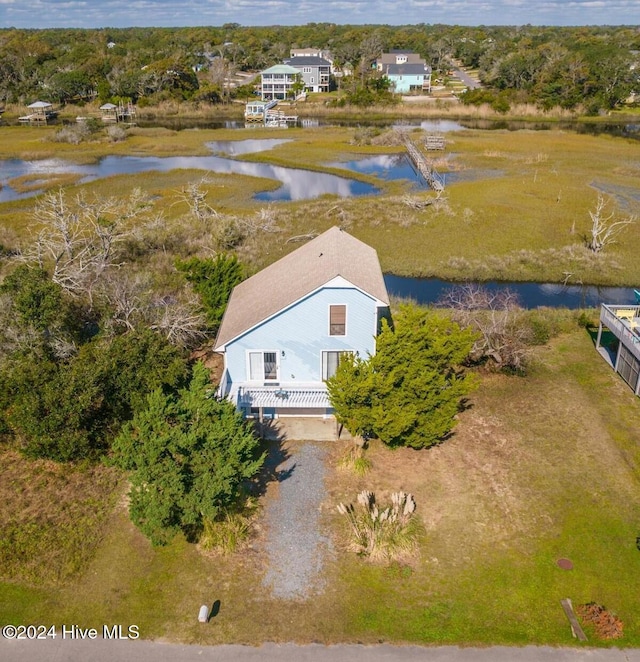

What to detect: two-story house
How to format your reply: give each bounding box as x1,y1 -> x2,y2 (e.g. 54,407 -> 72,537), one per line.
284,55 -> 332,93
214,227 -> 390,419
375,50 -> 432,94
260,64 -> 301,100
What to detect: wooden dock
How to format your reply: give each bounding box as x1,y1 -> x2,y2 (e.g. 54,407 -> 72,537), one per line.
404,139 -> 445,191
19,101 -> 57,125
265,109 -> 298,126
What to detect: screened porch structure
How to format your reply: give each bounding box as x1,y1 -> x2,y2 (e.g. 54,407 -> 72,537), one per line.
596,302 -> 640,397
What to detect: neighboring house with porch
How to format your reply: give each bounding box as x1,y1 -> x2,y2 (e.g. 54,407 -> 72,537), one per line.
284,55 -> 332,93
375,51 -> 432,94
214,227 -> 390,419
596,299 -> 640,397
260,64 -> 300,100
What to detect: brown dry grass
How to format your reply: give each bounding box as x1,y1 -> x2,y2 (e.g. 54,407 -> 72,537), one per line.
0,449 -> 121,584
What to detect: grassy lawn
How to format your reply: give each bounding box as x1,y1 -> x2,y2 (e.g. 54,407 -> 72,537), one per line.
2,327 -> 639,646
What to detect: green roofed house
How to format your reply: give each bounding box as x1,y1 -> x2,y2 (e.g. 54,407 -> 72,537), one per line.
260,64 -> 301,100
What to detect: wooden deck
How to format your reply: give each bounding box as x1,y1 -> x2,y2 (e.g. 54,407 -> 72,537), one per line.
599,305 -> 640,361
425,134 -> 445,150
596,303 -> 640,396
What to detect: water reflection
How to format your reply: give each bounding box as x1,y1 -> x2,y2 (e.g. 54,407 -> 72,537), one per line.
326,154 -> 425,185
0,151 -> 378,203
392,119 -> 468,132
207,138 -> 292,155
385,275 -> 637,309
326,153 -> 503,188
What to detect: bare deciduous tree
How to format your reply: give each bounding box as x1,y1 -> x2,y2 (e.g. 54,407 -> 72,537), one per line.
176,178 -> 219,225
177,179 -> 280,249
19,189 -> 154,303
98,271 -> 208,349
439,284 -> 532,372
149,295 -> 208,349
587,193 -> 636,253
98,272 -> 150,333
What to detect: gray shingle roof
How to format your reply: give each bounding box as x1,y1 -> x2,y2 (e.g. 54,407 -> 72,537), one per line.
285,56 -> 332,67
214,227 -> 389,350
378,52 -> 425,65
385,63 -> 432,76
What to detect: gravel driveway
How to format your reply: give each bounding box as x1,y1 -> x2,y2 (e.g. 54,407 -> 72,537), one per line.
261,441 -> 332,600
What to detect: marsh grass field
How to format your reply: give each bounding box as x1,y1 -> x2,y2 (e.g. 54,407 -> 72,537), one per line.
1,122 -> 638,285
1,119 -> 640,646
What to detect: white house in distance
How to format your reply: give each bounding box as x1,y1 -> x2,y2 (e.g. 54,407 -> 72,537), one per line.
376,50 -> 432,94
260,64 -> 300,100
214,227 -> 390,419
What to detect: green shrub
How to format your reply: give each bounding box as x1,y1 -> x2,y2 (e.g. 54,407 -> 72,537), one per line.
328,305 -> 478,449
528,314 -> 551,345
577,311 -> 595,328
112,362 -> 265,546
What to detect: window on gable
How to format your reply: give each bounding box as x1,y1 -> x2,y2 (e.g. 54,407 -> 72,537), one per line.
322,351 -> 352,381
329,305 -> 346,336
249,351 -> 278,381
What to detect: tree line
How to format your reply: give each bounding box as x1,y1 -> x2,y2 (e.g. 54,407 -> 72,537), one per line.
0,24 -> 637,112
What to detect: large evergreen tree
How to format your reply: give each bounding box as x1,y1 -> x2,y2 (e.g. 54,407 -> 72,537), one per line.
328,305 -> 478,449
175,254 -> 243,333
112,362 -> 264,546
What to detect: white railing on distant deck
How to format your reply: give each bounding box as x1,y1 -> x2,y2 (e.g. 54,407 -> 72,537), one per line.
600,304 -> 640,362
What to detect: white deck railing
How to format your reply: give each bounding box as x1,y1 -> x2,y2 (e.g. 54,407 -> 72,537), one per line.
600,304 -> 640,362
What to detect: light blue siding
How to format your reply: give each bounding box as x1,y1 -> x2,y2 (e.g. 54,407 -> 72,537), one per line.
225,286 -> 380,386
389,74 -> 425,94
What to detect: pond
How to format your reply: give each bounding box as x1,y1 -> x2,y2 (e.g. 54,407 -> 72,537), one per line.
384,275 -> 638,309
0,142 -> 378,204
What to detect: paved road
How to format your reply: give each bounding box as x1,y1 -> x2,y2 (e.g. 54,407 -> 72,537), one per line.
1,639 -> 640,662
451,68 -> 481,90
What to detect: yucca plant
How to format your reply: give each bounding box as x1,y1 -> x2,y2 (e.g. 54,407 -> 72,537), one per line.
337,490 -> 419,563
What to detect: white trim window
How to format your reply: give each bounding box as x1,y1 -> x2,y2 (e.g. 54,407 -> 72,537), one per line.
248,351 -> 279,381
322,350 -> 352,381
329,304 -> 346,336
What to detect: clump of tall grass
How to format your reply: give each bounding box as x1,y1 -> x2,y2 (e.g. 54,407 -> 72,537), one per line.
199,510 -> 253,555
441,243 -> 619,284
338,443 -> 372,476
337,490 -> 419,563
351,126 -> 383,145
